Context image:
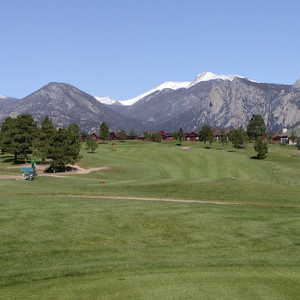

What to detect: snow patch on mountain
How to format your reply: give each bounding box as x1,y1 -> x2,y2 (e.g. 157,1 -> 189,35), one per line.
120,72 -> 252,105
0,95 -> 8,100
94,96 -> 121,105
120,81 -> 190,106
188,72 -> 245,87
95,72 -> 253,106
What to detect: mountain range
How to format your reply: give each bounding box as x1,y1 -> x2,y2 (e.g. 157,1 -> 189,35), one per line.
1,72 -> 300,132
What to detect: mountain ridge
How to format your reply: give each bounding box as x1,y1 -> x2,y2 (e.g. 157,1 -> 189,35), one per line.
0,82 -> 144,132
1,74 -> 300,132
95,72 -> 252,106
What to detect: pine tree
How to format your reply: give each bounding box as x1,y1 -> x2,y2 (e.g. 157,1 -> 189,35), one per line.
47,124 -> 81,172
34,116 -> 56,162
99,122 -> 109,141
230,128 -> 248,149
254,139 -> 268,159
296,137 -> 300,150
86,137 -> 98,153
199,125 -> 213,145
0,115 -> 37,162
66,124 -> 81,162
247,115 -> 267,140
47,128 -> 69,171
117,130 -> 127,140
220,129 -> 228,146
0,117 -> 16,155
150,132 -> 162,142
175,128 -> 184,145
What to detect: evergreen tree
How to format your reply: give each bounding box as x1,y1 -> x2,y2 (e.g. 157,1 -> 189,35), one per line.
296,137 -> 300,150
34,116 -> 56,162
85,137 -> 98,153
0,115 -> 37,162
15,114 -> 38,161
116,130 -> 128,140
254,139 -> 268,159
47,128 -> 69,171
66,123 -> 81,162
0,117 -> 16,155
175,128 -> 184,145
47,125 -> 81,171
230,128 -> 248,149
199,125 -> 213,144
247,115 -> 267,140
150,132 -> 162,143
99,122 -> 109,141
220,129 -> 228,146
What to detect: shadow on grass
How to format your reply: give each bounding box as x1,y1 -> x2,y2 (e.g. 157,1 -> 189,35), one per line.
44,165 -> 77,173
3,158 -> 27,164
250,155 -> 266,160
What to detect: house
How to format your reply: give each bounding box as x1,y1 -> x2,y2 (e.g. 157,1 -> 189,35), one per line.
89,133 -> 101,141
272,132 -> 290,145
184,132 -> 199,141
160,131 -> 174,141
212,128 -> 231,141
109,132 -> 118,140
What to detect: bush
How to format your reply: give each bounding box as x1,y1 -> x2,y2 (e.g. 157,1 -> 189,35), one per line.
229,128 -> 248,149
254,139 -> 268,159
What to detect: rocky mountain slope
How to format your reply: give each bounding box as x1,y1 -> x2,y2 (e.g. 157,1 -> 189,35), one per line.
1,73 -> 300,132
118,76 -> 300,132
0,97 -> 21,120
0,83 -> 143,132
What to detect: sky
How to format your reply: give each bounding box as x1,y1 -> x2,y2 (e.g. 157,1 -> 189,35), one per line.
0,0 -> 300,99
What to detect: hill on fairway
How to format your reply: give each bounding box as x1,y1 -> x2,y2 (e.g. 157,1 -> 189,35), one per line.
0,141 -> 300,299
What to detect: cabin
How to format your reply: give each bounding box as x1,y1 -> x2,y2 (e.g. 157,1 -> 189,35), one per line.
90,133 -> 101,141
109,132 -> 118,140
160,131 -> 174,141
272,134 -> 289,144
212,128 -> 230,141
184,132 -> 199,141
137,135 -> 146,141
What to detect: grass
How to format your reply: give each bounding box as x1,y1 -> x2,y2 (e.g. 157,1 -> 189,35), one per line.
0,141 -> 300,299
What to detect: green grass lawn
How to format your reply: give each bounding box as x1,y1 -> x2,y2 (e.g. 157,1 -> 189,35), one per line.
0,141 -> 300,299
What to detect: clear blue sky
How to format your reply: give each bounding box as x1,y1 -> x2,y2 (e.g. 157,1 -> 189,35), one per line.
0,0 -> 299,99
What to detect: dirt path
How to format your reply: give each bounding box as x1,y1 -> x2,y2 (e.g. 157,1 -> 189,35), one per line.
62,194 -> 240,205
0,165 -> 111,180
52,194 -> 300,208
0,175 -> 23,179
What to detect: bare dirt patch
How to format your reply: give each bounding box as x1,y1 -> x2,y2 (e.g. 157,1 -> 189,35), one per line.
180,146 -> 192,150
0,164 -> 111,179
0,175 -> 23,179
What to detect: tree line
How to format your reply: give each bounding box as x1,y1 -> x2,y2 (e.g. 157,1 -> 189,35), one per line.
1,114 -> 298,170
197,115 -> 269,159
0,115 -> 81,171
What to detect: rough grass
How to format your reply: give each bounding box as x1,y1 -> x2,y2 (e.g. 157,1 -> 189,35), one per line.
0,141 -> 300,299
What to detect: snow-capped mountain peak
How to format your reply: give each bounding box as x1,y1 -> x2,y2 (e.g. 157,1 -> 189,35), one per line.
188,72 -> 245,87
94,96 -> 119,105
0,95 -> 8,100
120,81 -> 190,106
95,72 -> 253,106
